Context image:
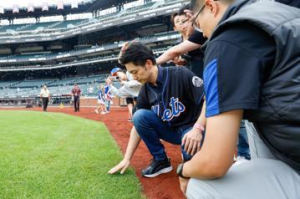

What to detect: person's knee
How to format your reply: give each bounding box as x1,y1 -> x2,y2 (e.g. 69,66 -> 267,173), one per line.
132,109 -> 148,123
132,109 -> 153,127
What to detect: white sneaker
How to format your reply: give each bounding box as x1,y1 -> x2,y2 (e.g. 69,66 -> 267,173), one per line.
95,109 -> 99,114
101,111 -> 107,115
233,156 -> 250,166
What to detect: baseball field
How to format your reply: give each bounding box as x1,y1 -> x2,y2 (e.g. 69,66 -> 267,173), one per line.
0,107 -> 184,199
0,111 -> 144,199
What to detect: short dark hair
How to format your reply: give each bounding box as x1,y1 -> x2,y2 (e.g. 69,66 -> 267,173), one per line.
118,42 -> 156,66
170,13 -> 178,27
171,4 -> 190,27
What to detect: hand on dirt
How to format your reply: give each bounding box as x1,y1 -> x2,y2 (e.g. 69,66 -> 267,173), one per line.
182,128 -> 203,156
108,159 -> 130,175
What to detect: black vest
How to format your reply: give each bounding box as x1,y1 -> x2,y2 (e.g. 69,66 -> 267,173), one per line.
210,0 -> 300,173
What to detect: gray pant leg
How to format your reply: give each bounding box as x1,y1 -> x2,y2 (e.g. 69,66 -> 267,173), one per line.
186,121 -> 300,199
245,120 -> 276,159
187,159 -> 300,199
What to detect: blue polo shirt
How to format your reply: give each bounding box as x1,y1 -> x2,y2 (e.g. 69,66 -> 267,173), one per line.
204,23 -> 276,117
137,66 -> 204,127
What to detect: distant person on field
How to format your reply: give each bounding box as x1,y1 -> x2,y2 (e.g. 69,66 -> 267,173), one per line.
71,84 -> 81,112
95,84 -> 108,115
104,80 -> 113,112
40,85 -> 50,112
88,85 -> 94,93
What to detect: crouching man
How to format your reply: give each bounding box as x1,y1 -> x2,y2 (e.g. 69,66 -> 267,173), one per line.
108,42 -> 205,177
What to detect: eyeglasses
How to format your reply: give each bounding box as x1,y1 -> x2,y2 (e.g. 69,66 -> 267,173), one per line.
191,4 -> 205,32
180,18 -> 189,25
192,0 -> 218,32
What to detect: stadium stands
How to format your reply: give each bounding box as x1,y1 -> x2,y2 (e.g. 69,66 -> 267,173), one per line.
0,74 -> 112,98
0,0 -> 187,106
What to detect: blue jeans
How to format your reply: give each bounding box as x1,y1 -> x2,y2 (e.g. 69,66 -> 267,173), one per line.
133,109 -> 193,161
238,120 -> 251,160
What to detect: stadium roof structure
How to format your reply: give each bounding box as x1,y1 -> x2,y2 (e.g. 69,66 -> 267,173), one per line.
0,0 -> 136,19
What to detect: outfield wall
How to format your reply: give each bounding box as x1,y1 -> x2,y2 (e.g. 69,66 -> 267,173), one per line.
0,96 -> 127,108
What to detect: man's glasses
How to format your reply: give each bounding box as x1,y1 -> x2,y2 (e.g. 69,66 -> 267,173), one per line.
191,4 -> 205,32
192,0 -> 218,32
180,18 -> 189,25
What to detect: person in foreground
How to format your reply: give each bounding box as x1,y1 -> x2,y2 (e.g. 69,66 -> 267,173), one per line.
178,0 -> 300,198
108,42 -> 205,178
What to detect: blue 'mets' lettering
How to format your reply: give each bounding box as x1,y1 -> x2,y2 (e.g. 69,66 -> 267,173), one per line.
151,105 -> 160,116
162,97 -> 185,122
163,109 -> 173,121
151,97 -> 186,122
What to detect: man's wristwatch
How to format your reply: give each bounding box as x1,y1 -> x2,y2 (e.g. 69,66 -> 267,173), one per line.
177,163 -> 189,179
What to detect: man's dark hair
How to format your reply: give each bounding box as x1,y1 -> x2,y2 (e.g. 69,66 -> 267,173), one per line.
118,42 -> 156,66
170,13 -> 178,27
171,4 -> 190,27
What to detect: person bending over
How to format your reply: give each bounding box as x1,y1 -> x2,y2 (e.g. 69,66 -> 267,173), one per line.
108,42 -> 205,178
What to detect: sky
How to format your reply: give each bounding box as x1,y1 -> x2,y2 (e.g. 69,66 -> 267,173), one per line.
0,0 -> 92,9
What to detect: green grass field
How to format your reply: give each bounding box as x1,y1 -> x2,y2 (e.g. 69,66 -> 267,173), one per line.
0,111 -> 144,199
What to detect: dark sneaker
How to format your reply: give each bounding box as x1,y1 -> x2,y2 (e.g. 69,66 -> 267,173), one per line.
142,158 -> 173,178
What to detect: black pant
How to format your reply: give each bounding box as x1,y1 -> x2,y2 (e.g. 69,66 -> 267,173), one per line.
126,97 -> 138,105
74,96 -> 80,112
189,58 -> 204,79
42,97 -> 49,111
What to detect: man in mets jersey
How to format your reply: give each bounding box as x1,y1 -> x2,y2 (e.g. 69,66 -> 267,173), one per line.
108,42 -> 206,178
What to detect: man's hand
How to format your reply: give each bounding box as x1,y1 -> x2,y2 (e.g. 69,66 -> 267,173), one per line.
182,128 -> 203,155
179,177 -> 190,195
173,56 -> 187,66
108,159 -> 130,175
184,9 -> 193,20
106,77 -> 112,85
